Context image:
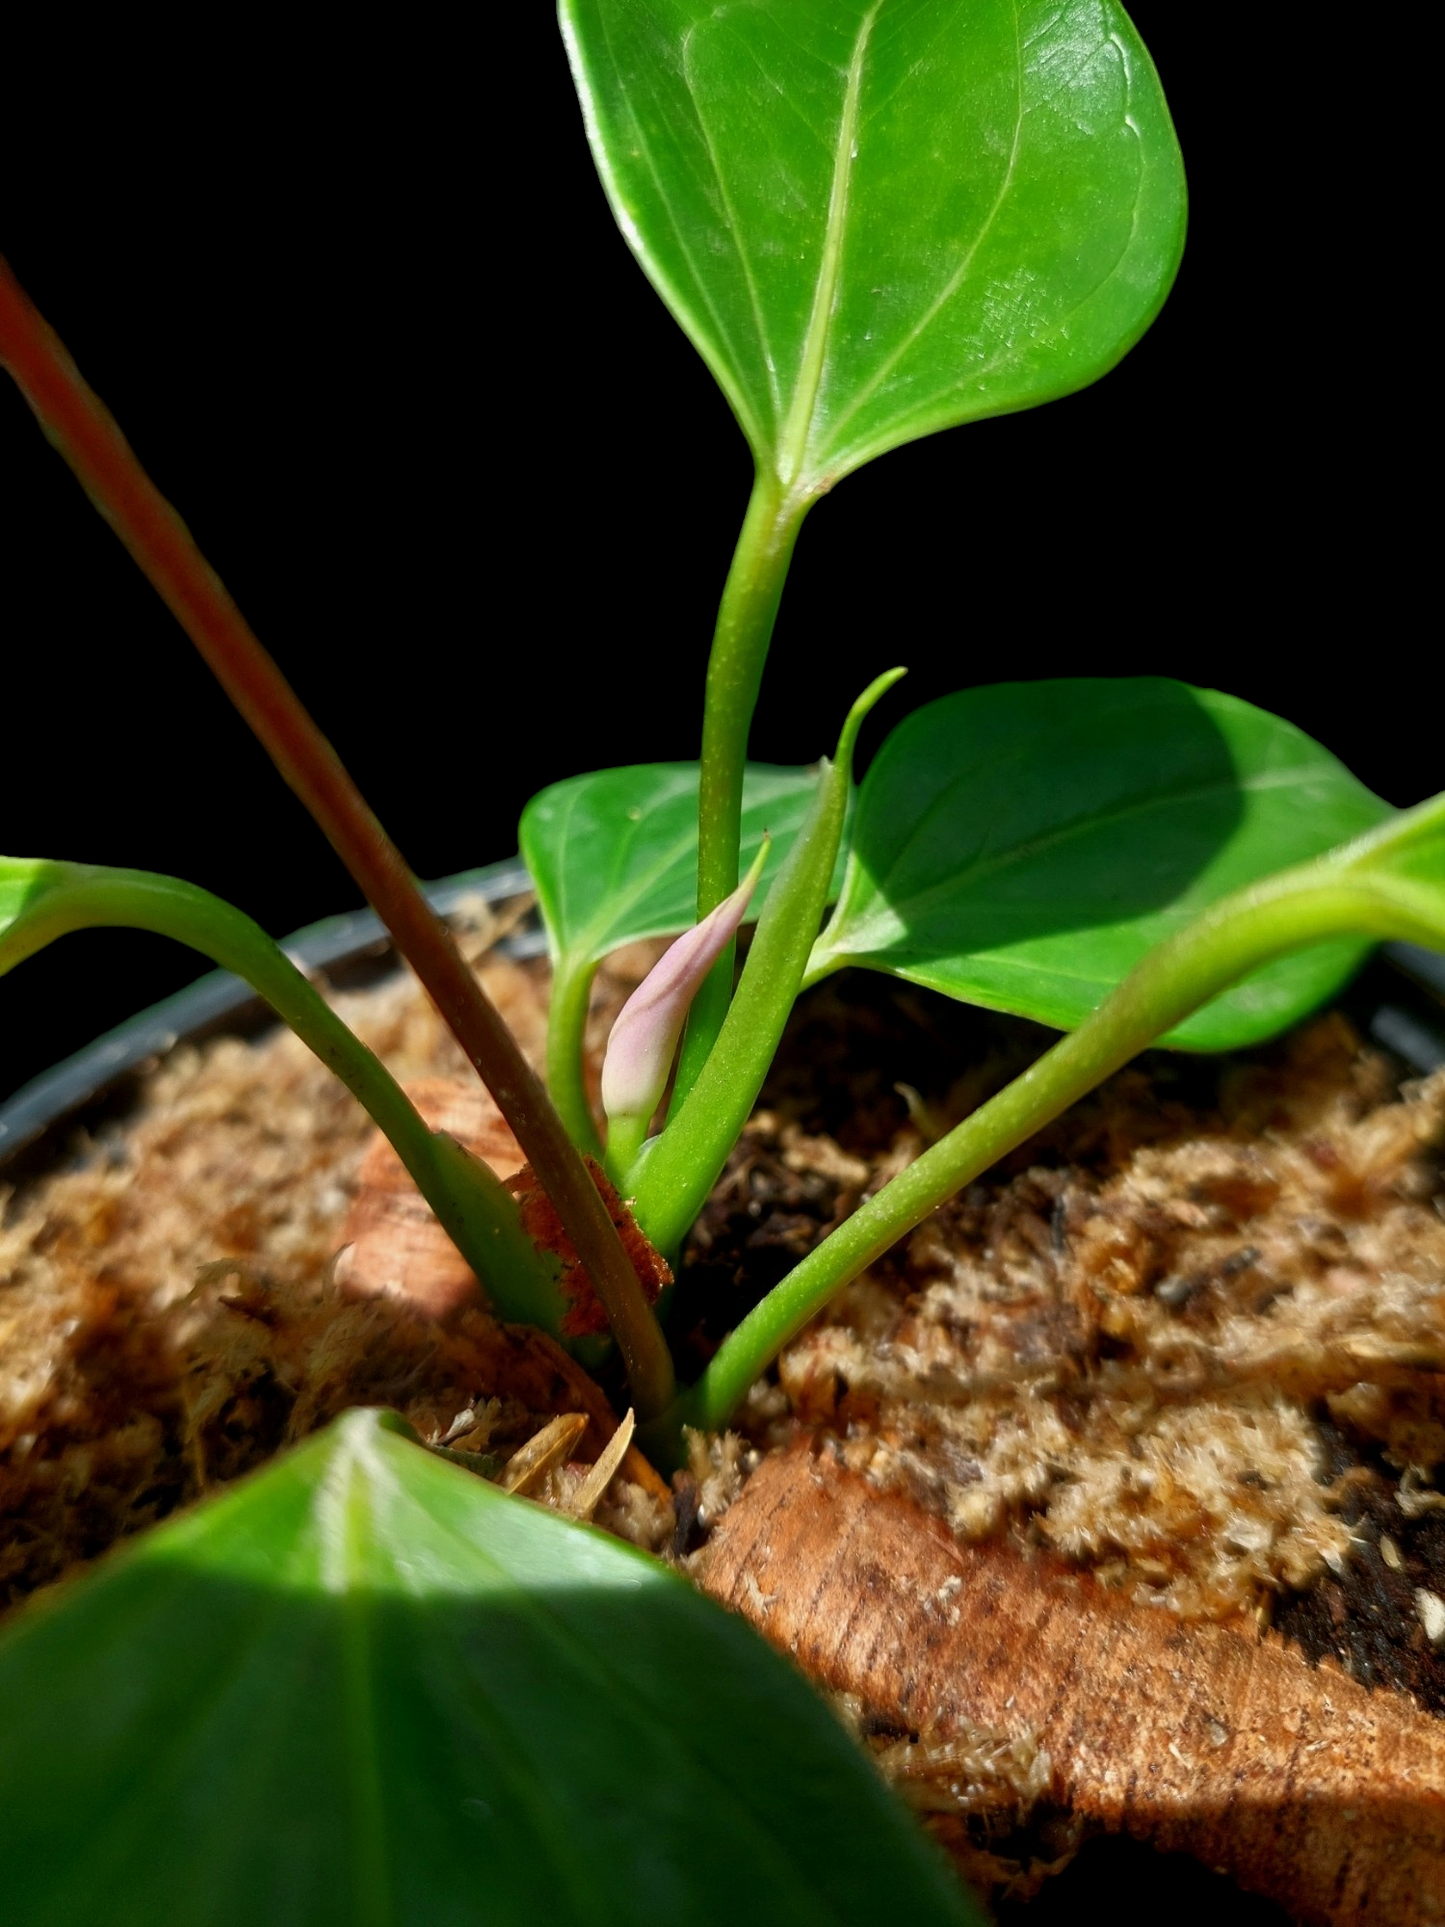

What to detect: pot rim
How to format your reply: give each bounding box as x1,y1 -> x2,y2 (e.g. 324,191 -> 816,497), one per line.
0,858 -> 540,1182
1,861 -> 1440,1187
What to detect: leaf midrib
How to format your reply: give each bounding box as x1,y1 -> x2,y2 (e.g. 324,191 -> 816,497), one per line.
775,3 -> 881,490
330,1450 -> 393,1927
409,1477 -> 853,1927
814,0 -> 1027,464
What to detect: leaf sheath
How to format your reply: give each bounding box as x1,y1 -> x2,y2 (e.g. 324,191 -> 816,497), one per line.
634,673 -> 902,1253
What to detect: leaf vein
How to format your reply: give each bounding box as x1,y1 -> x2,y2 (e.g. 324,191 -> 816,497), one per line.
813,0 -> 1027,464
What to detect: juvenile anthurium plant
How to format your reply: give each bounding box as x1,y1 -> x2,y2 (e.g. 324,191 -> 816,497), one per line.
1,2 -> 1442,1920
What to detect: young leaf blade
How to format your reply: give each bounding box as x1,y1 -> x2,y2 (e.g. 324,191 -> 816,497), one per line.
809,680 -> 1391,1050
562,0 -> 1186,490
0,1409 -> 980,1927
632,673 -> 902,1250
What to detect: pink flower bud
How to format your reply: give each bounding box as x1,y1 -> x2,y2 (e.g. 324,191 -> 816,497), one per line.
601,845 -> 768,1133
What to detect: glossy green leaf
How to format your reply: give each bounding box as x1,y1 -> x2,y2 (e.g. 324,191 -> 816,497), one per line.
521,760 -> 847,971
808,679 -> 1391,1050
562,0 -> 1186,491
0,1408 -> 979,1927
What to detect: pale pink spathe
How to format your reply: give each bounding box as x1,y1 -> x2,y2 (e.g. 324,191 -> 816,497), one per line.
600,862 -> 763,1127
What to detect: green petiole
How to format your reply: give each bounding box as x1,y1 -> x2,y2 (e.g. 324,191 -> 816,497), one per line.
671,475 -> 809,1111
632,670 -> 904,1254
0,858 -> 568,1332
544,954 -> 605,1160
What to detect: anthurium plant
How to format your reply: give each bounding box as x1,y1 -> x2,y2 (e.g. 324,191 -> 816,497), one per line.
1,2 -> 1441,1920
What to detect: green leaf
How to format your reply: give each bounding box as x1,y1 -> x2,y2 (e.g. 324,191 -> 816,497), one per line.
0,1409 -> 979,1927
561,0 -> 1186,491
677,794 -> 1445,1437
809,679 -> 1391,1051
521,761 -> 847,972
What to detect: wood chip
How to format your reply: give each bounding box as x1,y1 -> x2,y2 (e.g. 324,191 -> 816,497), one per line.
568,1409 -> 636,1520
334,1076 -> 524,1317
499,1413 -> 588,1495
699,1443 -> 1445,1926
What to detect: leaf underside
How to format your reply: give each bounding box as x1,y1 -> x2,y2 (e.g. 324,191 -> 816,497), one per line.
563,0 -> 1187,489
0,1409 -> 978,1927
521,760 -> 848,971
812,679 -> 1391,1050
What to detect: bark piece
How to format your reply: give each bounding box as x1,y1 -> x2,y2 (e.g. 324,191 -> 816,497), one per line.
335,1076 -> 524,1317
699,1443 -> 1445,1925
334,1079 -> 671,1336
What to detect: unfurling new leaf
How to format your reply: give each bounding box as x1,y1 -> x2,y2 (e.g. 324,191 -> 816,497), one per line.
522,761 -> 851,1152
631,671 -> 904,1253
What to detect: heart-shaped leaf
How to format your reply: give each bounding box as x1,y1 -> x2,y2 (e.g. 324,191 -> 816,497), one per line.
0,1408 -> 979,1927
562,0 -> 1186,490
808,679 -> 1390,1051
521,760 -> 846,972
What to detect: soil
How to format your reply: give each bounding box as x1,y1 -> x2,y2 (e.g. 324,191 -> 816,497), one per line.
1,891 -> 1441,1915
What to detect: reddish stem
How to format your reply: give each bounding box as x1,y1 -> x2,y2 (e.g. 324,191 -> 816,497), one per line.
0,258 -> 674,1417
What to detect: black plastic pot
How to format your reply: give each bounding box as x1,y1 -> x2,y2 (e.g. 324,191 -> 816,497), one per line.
0,858 -> 540,1189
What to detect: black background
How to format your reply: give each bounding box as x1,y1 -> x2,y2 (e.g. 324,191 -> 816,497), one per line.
0,7 -> 1425,1103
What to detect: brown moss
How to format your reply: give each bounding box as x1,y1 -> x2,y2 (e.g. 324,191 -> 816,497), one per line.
741,1013 -> 1445,1652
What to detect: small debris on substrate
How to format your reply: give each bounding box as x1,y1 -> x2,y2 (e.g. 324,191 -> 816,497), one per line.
1272,1417 -> 1445,1718
691,996 -> 1445,1680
